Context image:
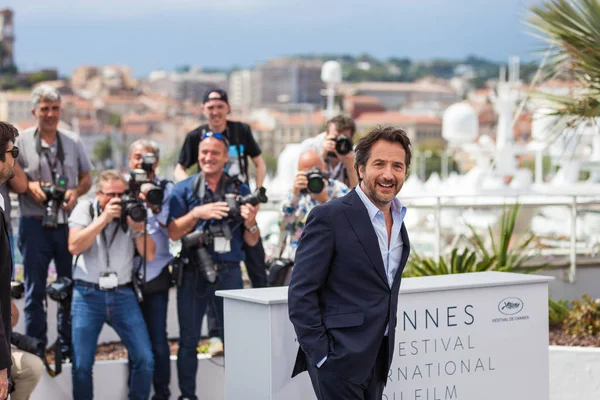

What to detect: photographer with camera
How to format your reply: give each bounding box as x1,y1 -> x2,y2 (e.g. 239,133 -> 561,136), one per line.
279,149 -> 349,260
15,85 -> 92,360
68,170 -> 155,400
0,122 -> 19,400
174,88 -> 269,290
168,132 -> 261,400
127,139 -> 174,400
301,114 -> 358,188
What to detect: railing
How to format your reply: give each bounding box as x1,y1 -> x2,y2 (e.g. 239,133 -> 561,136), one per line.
398,194 -> 600,284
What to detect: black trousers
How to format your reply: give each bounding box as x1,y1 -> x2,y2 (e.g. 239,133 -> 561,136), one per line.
243,238 -> 267,288
207,239 -> 268,337
307,337 -> 388,400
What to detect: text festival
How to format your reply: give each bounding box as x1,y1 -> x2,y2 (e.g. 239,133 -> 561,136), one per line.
383,304 -> 496,400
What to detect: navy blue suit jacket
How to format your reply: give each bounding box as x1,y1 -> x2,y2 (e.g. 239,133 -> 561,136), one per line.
288,189 -> 410,384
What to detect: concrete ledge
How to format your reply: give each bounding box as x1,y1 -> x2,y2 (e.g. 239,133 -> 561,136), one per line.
25,345 -> 597,399
550,346 -> 600,400
30,355 -> 224,400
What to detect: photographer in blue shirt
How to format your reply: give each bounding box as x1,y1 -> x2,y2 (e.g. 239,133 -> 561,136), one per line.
168,132 -> 260,400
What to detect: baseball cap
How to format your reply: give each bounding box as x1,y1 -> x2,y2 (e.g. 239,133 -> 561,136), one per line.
202,88 -> 229,104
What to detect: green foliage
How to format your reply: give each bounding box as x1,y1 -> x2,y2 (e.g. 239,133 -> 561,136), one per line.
159,148 -> 179,173
296,53 -> 538,83
468,203 -> 538,271
520,155 -> 555,181
549,298 -> 571,328
262,152 -> 278,176
526,0 -> 600,120
107,113 -> 121,128
404,248 -> 494,277
404,203 -> 539,277
23,71 -> 55,86
563,294 -> 600,336
93,137 -> 113,163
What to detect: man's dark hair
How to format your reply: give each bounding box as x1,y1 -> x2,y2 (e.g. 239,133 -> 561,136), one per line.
354,126 -> 412,183
327,115 -> 356,137
0,122 -> 18,162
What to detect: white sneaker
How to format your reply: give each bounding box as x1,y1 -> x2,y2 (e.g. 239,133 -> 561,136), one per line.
208,337 -> 224,357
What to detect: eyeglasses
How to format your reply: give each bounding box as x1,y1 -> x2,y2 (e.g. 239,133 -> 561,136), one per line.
100,192 -> 124,198
201,131 -> 229,145
6,146 -> 18,159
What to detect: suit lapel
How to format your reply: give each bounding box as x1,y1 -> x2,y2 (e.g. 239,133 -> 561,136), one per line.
392,223 -> 410,287
343,190 -> 388,287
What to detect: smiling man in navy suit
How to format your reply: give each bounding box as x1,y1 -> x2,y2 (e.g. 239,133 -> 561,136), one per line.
288,126 -> 412,400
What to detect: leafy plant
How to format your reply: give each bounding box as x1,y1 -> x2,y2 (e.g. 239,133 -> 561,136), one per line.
549,298 -> 571,328
404,203 -> 541,277
468,203 -> 539,272
404,248 -> 493,277
563,294 -> 600,336
526,0 -> 600,122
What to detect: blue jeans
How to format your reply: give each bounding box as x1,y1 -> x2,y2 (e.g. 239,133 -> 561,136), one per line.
138,289 -> 171,399
177,265 -> 243,400
71,284 -> 154,400
18,217 -> 72,349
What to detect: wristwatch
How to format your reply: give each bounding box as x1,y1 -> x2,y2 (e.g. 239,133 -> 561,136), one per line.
246,224 -> 259,233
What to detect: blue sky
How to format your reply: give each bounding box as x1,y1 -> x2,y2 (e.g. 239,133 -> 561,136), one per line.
7,0 -> 544,77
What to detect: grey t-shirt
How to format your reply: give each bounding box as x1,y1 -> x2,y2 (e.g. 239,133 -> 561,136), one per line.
68,199 -> 136,285
16,127 -> 93,223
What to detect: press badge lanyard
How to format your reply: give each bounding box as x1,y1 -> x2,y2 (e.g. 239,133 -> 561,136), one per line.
35,129 -> 66,220
97,203 -> 119,272
34,129 -> 65,180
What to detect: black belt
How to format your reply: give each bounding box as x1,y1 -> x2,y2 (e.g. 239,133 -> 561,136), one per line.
215,262 -> 241,269
74,279 -> 132,291
25,216 -> 66,225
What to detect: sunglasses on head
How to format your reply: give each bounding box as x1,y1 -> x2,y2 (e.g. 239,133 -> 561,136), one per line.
5,146 -> 18,159
201,131 -> 229,146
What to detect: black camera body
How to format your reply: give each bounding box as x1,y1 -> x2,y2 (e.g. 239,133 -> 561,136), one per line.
181,224 -> 233,284
121,170 -> 149,225
124,168 -> 164,221
224,187 -> 268,217
11,280 -> 24,299
334,134 -> 353,155
11,332 -> 46,360
302,167 -> 327,194
41,174 -> 69,229
46,276 -> 73,303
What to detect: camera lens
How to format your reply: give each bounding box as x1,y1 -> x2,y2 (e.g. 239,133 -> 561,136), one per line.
197,247 -> 218,283
144,187 -> 164,207
307,177 -> 325,193
335,134 -> 352,155
124,201 -> 147,222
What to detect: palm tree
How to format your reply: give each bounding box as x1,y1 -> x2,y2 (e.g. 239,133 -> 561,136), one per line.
526,0 -> 600,122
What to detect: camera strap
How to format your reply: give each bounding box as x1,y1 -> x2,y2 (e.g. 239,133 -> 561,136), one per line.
35,129 -> 67,222
228,122 -> 247,182
34,128 -> 65,178
97,202 -> 120,272
192,172 -> 231,203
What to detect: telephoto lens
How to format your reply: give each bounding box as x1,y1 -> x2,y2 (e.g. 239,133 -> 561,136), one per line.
197,246 -> 218,284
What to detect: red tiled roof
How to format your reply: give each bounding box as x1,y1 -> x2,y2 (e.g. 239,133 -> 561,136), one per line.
122,124 -> 150,135
356,112 -> 441,124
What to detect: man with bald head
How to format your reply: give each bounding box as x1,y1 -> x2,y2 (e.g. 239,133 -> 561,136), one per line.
279,149 -> 349,259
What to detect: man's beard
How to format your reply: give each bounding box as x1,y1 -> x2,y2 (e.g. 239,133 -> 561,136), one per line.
0,165 -> 13,185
